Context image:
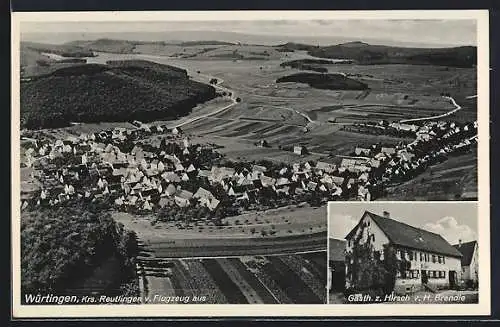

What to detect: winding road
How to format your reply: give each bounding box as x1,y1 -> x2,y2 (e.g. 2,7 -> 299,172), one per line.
400,96 -> 462,123
173,77 -> 238,128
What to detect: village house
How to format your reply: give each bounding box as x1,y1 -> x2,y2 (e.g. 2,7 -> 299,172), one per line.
293,145 -> 307,155
345,210 -> 463,295
193,187 -> 218,207
315,161 -> 336,174
453,240 -> 479,287
380,147 -> 396,156
355,147 -> 371,156
174,189 -> 193,207
209,166 -> 236,183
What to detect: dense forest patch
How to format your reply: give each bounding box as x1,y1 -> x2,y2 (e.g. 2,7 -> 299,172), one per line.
280,59 -> 354,73
276,72 -> 368,91
20,60 -> 216,129
21,204 -> 138,297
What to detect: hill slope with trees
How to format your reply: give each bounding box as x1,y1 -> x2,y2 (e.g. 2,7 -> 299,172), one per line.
21,204 -> 139,297
276,42 -> 476,68
20,60 -> 217,129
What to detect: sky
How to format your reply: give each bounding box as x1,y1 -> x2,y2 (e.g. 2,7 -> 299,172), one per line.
328,202 -> 478,245
20,20 -> 477,47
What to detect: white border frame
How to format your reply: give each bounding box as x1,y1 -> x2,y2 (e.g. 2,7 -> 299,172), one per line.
11,10 -> 490,318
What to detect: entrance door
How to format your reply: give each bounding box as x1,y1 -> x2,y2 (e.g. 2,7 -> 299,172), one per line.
449,271 -> 457,289
421,270 -> 428,284
331,265 -> 346,292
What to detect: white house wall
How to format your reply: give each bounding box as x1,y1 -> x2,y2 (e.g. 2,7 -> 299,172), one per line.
394,253 -> 461,294
345,212 -> 390,253
463,242 -> 479,283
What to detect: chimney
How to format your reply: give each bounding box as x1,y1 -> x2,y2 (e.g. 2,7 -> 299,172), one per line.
382,211 -> 390,218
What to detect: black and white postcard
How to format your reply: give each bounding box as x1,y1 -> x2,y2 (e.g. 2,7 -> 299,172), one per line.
11,10 -> 490,317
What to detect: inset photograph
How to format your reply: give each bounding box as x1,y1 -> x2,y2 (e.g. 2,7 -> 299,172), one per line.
327,202 -> 478,304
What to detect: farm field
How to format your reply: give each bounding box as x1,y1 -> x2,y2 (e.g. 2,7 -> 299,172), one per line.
35,51 -> 475,163
22,50 -> 478,198
140,251 -> 327,304
112,204 -> 327,245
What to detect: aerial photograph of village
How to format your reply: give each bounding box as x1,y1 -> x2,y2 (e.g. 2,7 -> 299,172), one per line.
17,17 -> 478,305
327,202 -> 479,304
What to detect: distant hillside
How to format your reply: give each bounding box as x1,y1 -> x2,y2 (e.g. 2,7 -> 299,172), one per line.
309,43 -> 477,68
20,60 -> 216,129
276,42 -> 319,52
276,72 -> 368,91
276,42 -> 476,68
22,41 -> 95,58
20,44 -> 90,78
66,39 -> 138,54
179,40 -> 235,46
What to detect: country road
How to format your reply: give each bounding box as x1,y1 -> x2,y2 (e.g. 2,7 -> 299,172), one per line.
400,96 -> 462,123
127,53 -> 240,129
175,74 -> 238,128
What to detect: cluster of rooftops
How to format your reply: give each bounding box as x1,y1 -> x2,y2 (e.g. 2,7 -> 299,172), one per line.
20,118 -> 478,213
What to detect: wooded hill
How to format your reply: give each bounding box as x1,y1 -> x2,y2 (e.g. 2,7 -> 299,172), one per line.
276,42 -> 476,68
21,60 -> 216,129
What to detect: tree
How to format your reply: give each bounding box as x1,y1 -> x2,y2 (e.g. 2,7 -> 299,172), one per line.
344,227 -> 397,302
21,206 -> 139,297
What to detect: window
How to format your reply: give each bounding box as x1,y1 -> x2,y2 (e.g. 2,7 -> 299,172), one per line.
409,251 -> 414,261
432,255 -> 436,263
420,252 -> 423,261
443,256 -> 445,264
372,234 -> 375,242
437,256 -> 441,264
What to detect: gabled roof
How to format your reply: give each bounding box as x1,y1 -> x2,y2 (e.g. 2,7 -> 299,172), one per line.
193,187 -> 214,199
347,211 -> 463,258
453,241 -> 477,266
329,238 -> 346,262
175,190 -> 193,200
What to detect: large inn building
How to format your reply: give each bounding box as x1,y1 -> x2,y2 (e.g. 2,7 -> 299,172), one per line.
345,210 -> 464,294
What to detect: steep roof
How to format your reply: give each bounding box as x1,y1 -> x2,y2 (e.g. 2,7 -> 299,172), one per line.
329,238 -> 346,262
347,211 -> 462,258
453,240 -> 477,266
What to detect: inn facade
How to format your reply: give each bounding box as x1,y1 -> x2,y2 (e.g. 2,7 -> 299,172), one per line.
345,210 -> 463,295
